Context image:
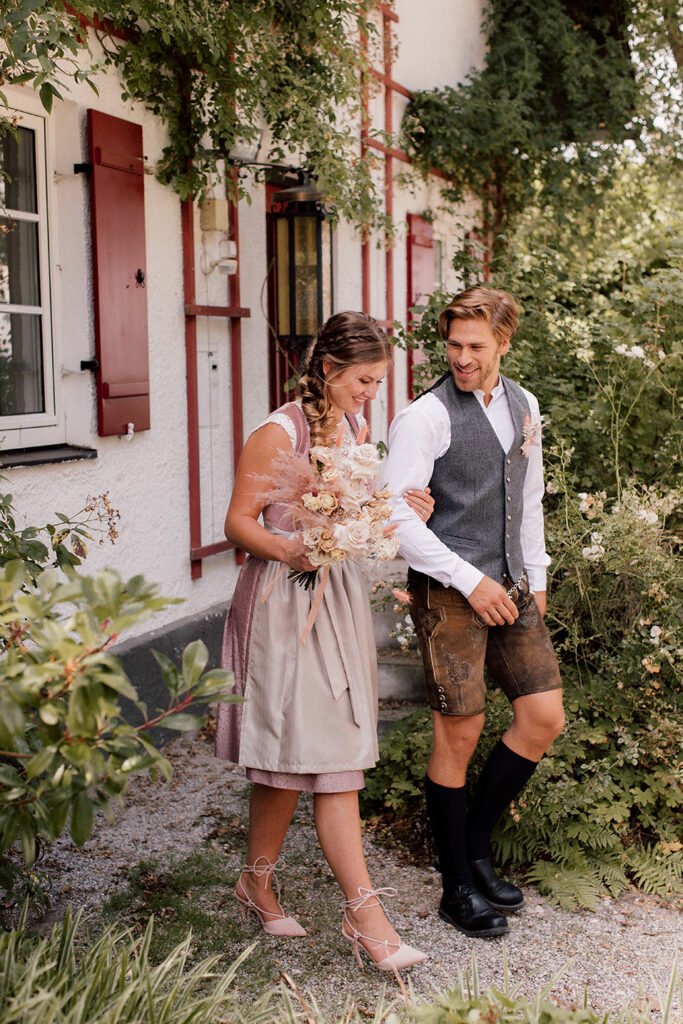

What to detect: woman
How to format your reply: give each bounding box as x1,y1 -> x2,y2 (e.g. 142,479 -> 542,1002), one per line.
215,312 -> 431,973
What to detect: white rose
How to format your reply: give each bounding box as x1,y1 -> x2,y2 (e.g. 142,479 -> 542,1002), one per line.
334,520 -> 371,555
372,534 -> 400,560
345,443 -> 380,480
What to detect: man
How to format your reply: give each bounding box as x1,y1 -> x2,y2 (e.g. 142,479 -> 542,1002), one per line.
384,287 -> 564,938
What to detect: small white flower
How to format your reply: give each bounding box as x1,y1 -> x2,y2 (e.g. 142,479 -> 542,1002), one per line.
637,509 -> 658,525
650,625 -> 662,645
576,347 -> 593,362
546,480 -> 558,494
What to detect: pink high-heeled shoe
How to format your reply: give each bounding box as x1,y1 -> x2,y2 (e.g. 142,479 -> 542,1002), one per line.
342,886 -> 427,973
235,857 -> 307,937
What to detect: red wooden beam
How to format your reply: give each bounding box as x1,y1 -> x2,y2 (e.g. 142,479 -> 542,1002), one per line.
383,10 -> 395,425
185,304 -> 250,318
181,198 -> 203,580
370,69 -> 411,99
378,3 -> 399,22
227,167 -> 246,565
191,539 -> 234,559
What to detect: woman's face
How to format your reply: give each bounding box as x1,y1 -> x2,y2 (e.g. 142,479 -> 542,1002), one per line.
323,359 -> 387,417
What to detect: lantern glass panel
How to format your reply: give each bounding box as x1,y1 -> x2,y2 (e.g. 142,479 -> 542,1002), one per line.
293,214 -> 318,337
321,219 -> 333,324
275,217 -> 290,336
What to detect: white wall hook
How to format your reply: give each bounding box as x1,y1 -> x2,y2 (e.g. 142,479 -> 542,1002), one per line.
121,422 -> 135,441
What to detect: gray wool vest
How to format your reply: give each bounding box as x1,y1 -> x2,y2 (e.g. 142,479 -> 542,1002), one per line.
422,373 -> 531,583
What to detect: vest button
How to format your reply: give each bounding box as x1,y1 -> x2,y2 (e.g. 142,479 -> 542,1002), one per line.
506,551 -> 511,558
507,495 -> 512,502
506,476 -> 511,483
507,514 -> 512,521
506,533 -> 510,539
506,458 -> 511,465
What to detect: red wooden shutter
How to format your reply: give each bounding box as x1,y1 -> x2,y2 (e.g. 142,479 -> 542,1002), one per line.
406,214 -> 434,399
88,110 -> 150,436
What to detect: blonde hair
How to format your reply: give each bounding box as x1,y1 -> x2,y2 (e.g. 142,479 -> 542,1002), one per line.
438,287 -> 519,346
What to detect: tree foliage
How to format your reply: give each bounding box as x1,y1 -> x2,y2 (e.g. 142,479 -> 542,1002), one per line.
0,0 -> 382,223
401,0 -> 682,239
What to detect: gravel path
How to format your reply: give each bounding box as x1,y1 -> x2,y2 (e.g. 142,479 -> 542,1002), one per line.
39,727 -> 682,1021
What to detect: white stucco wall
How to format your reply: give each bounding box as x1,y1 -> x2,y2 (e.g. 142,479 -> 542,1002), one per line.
3,3 -> 486,645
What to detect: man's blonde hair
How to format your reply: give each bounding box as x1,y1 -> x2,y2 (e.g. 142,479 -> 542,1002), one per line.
438,287 -> 519,346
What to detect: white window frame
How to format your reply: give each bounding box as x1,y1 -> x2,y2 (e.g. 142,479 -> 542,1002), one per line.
0,101 -> 62,448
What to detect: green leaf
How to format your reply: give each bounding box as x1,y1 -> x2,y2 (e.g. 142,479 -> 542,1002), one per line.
20,822 -> 36,866
181,639 -> 209,692
152,649 -> 180,697
38,82 -> 54,113
159,712 -> 203,732
38,703 -> 62,726
70,791 -> 93,846
25,746 -> 57,780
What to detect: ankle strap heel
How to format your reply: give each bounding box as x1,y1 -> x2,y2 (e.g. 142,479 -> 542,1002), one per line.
341,886 -> 427,974
235,857 -> 307,937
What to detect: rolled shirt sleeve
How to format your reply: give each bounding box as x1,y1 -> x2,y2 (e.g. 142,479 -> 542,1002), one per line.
519,389 -> 551,592
383,395 -> 485,597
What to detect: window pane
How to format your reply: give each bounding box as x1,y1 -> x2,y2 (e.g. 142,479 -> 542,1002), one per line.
0,217 -> 41,306
0,312 -> 45,415
0,127 -> 37,214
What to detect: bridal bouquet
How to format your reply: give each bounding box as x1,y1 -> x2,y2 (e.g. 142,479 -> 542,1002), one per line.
259,426 -> 400,595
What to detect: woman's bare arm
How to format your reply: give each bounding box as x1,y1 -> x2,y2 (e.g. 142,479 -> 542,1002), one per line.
225,423 -> 314,571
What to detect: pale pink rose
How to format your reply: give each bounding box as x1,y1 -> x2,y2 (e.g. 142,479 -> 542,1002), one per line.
334,520 -> 371,555
310,446 -> 336,468
344,443 -> 381,480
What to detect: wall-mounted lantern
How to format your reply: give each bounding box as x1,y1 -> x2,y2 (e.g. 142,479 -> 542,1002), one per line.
271,177 -> 333,359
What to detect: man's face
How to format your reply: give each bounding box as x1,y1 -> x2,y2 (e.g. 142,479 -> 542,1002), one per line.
446,318 -> 509,398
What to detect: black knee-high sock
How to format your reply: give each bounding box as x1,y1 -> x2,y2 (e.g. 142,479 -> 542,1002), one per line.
467,740 -> 538,861
425,775 -> 473,889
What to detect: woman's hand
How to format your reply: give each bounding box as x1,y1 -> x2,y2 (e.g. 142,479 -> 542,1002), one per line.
280,533 -> 316,572
404,486 -> 434,524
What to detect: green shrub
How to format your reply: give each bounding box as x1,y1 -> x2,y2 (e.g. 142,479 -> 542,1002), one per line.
0,491 -> 237,916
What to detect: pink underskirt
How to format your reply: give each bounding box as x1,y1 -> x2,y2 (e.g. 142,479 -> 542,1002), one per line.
246,767 -> 365,793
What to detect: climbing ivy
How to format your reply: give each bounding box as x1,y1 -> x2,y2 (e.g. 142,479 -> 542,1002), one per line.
401,0 -> 652,241
0,0 -> 382,224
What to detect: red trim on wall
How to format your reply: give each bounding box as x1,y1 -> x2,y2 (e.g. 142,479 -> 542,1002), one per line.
181,199 -> 204,580
181,176 -> 248,578
227,167 -> 245,489
383,13 -> 395,424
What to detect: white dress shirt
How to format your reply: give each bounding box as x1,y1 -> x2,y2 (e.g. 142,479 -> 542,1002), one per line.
383,377 -> 550,597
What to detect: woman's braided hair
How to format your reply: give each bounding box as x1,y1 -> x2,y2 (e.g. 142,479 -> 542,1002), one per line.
300,311 -> 391,448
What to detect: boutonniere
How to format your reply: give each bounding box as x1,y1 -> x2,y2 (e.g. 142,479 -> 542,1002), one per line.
521,415 -> 543,458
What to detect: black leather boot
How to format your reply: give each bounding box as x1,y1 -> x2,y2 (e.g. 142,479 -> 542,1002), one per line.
469,855 -> 525,911
439,884 -> 509,938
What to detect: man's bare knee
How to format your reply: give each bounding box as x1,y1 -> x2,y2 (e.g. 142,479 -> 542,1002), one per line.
433,712 -> 484,761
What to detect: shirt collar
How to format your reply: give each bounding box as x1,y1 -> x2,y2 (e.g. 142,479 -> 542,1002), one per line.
474,376 -> 505,403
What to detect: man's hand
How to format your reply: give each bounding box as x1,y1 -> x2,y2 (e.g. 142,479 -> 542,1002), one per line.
534,591 -> 547,617
467,576 -> 519,626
